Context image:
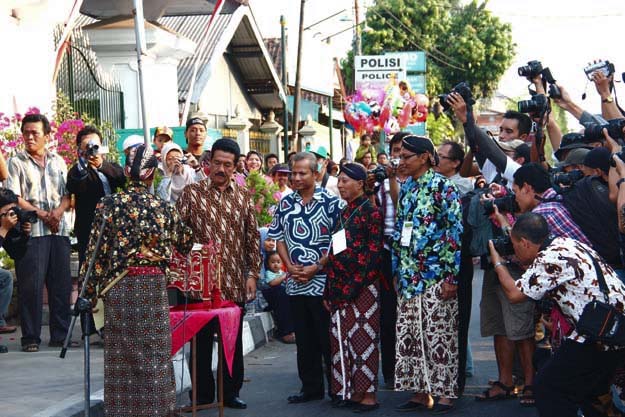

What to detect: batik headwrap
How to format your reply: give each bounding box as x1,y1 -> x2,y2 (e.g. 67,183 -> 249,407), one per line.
341,163 -> 367,181
402,135 -> 439,166
124,144 -> 158,181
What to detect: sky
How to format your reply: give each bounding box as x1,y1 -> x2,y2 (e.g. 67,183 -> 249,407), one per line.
251,0 -> 625,126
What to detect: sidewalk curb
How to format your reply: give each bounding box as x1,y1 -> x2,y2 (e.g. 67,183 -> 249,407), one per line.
33,312 -> 275,417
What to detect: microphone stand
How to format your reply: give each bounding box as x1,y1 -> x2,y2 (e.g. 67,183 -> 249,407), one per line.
59,213 -> 109,417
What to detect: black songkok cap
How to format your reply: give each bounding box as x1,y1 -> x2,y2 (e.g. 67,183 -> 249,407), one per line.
341,163 -> 367,181
402,135 -> 439,165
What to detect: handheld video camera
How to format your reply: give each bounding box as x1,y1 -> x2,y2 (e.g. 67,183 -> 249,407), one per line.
438,81 -> 476,112
83,140 -> 109,158
584,60 -> 615,81
583,118 -> 625,143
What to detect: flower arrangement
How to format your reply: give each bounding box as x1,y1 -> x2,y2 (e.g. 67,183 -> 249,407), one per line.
239,171 -> 280,227
0,92 -> 118,166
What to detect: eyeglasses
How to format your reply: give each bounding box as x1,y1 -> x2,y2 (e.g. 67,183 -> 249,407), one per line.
399,153 -> 420,161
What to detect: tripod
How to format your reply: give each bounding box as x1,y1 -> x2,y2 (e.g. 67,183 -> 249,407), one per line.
59,213 -> 108,417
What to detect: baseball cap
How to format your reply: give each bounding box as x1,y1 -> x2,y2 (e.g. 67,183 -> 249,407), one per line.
583,147 -> 611,174
186,117 -> 206,130
311,146 -> 328,159
556,147 -> 590,168
495,139 -> 530,162
122,134 -> 144,151
154,126 -> 173,139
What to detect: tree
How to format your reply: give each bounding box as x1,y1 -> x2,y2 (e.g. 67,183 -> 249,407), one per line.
341,0 -> 515,100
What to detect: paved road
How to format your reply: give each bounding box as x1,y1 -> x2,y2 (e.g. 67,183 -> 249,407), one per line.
195,269 -> 538,417
2,269 -> 539,416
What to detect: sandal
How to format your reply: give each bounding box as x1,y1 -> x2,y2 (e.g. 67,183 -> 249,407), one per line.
520,385 -> 535,407
475,381 -> 515,402
22,343 -> 39,353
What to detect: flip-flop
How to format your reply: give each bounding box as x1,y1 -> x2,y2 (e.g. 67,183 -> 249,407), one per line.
475,381 -> 515,402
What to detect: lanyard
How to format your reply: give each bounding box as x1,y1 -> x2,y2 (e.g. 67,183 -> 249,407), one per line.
339,199 -> 369,230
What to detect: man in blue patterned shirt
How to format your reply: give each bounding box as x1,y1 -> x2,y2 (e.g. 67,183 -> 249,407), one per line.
391,136 -> 463,414
268,152 -> 343,404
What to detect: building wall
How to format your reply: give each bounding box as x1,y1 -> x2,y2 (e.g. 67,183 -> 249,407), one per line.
197,53 -> 260,121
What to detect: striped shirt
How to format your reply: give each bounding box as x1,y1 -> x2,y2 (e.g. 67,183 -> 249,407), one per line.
6,151 -> 70,237
268,187 -> 343,296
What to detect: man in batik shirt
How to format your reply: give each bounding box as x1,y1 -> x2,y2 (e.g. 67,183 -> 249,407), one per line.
176,138 -> 261,409
83,144 -> 193,417
489,212 -> 625,417
392,135 -> 462,413
268,152 -> 343,404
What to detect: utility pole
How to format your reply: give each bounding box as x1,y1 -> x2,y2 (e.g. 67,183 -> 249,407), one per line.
293,0 -> 306,151
354,0 -> 362,55
280,15 -> 289,160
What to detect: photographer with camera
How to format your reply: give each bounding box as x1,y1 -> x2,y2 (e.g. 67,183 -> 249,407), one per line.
489,212 -> 625,417
67,126 -> 125,266
156,142 -> 197,204
0,189 -> 31,353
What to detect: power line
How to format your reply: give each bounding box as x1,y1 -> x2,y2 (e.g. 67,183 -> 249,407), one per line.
378,4 -> 466,69
368,8 -> 466,72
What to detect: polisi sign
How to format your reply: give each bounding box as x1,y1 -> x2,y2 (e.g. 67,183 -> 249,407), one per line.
355,54 -> 406,88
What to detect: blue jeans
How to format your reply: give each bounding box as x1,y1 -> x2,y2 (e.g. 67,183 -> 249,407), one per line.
0,268 -> 13,327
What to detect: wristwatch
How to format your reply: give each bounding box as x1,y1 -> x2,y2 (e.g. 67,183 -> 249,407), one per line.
602,95 -> 614,104
617,178 -> 625,189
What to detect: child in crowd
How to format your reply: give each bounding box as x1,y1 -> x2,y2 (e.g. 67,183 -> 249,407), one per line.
355,133 -> 377,164
262,250 -> 287,287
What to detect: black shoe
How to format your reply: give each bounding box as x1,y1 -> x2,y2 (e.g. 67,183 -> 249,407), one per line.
287,393 -> 324,404
0,345 -> 7,353
353,403 -> 380,413
332,399 -> 357,409
224,397 -> 247,409
395,400 -> 429,411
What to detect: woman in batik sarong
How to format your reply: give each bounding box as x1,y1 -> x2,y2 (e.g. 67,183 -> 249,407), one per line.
83,144 -> 193,417
391,135 -> 462,414
324,163 -> 383,413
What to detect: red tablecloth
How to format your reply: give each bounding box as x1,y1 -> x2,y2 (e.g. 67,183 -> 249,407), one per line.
170,301 -> 241,376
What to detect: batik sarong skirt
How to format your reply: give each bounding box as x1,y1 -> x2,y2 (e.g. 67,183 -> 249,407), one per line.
329,283 -> 380,398
394,280 -> 459,399
103,266 -> 175,417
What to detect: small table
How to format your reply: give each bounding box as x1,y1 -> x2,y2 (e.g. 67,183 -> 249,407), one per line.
170,303 -> 241,417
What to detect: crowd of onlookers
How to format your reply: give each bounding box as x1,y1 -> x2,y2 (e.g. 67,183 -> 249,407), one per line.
2,63 -> 625,417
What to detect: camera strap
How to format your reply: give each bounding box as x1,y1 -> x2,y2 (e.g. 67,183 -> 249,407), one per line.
580,246 -> 610,304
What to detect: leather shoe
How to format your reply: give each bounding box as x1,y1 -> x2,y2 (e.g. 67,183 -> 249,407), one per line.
224,397 -> 247,409
287,392 -> 324,404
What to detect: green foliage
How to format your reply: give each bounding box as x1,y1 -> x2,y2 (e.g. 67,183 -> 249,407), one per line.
426,112 -> 455,145
342,0 -> 515,100
245,171 -> 280,227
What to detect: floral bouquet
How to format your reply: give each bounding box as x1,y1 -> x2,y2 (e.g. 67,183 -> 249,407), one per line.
237,171 -> 280,226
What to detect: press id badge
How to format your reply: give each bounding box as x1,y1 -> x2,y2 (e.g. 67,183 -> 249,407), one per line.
332,229 -> 347,254
400,221 -> 413,247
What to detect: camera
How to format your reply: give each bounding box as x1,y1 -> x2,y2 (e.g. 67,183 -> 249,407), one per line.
389,158 -> 400,169
491,236 -> 515,257
438,81 -> 476,112
5,207 -> 38,233
518,60 -> 543,79
83,140 -> 109,157
610,150 -> 625,168
179,156 -> 189,165
482,195 -> 519,216
518,93 -> 549,114
584,60 -> 615,81
368,165 -> 388,182
583,119 -> 625,143
552,169 -> 584,188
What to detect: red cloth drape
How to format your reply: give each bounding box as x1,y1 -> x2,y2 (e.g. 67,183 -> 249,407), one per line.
170,301 -> 241,376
